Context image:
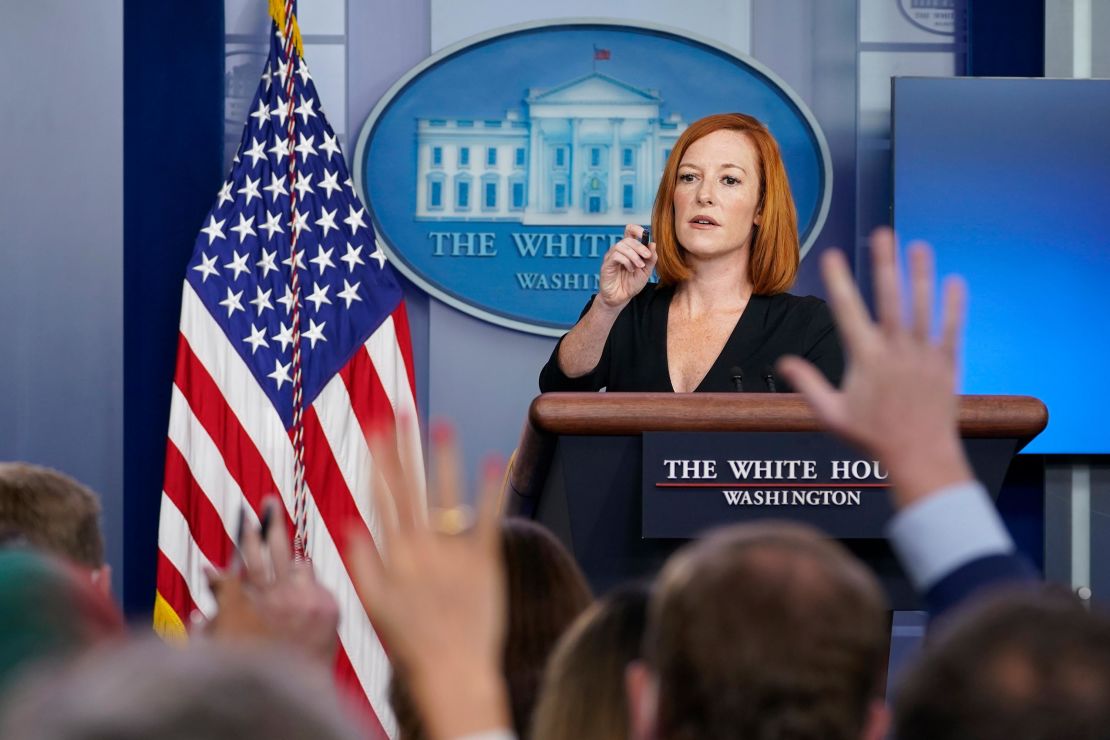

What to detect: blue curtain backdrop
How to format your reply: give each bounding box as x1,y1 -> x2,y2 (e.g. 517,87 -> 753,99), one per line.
123,0 -> 224,617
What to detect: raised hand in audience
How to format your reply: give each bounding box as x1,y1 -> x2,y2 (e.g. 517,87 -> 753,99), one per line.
348,422 -> 511,740
206,497 -> 340,667
777,228 -> 975,509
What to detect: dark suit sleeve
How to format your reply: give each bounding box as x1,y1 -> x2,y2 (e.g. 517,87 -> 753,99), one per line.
801,300 -> 844,387
924,554 -> 1039,622
538,295 -> 612,392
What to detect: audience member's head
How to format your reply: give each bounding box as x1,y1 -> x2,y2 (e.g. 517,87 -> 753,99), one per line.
628,522 -> 889,740
895,589 -> 1110,740
392,517 -> 592,739
0,549 -> 124,693
532,583 -> 649,740
0,640 -> 364,740
0,463 -> 109,593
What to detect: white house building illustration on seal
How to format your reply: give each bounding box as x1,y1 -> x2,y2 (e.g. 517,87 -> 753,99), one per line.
414,72 -> 688,225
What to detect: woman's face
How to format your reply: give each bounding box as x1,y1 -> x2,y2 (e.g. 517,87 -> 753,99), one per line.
672,129 -> 762,262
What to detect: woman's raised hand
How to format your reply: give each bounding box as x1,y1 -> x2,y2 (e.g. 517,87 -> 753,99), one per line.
598,224 -> 657,309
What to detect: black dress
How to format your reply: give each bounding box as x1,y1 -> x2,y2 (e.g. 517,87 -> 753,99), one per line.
538,283 -> 843,393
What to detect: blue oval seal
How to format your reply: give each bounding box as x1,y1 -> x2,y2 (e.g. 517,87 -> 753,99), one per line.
354,20 -> 832,336
897,0 -> 957,36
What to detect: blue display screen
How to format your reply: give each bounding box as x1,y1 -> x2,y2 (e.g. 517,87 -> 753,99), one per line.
893,77 -> 1110,454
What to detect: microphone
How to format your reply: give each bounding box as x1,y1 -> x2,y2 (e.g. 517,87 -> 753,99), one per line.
762,365 -> 778,393
729,366 -> 744,393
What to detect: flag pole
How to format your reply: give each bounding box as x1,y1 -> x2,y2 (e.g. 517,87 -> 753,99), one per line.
271,0 -> 310,560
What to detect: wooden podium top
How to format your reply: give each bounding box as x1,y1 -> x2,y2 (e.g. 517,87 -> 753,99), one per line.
527,393 -> 1047,436
510,393 -> 1048,501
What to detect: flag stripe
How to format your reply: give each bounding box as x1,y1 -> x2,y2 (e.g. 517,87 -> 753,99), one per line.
156,551 -> 197,623
360,317 -> 426,502
365,313 -> 418,425
301,405 -> 375,562
313,373 -> 383,538
158,492 -> 216,617
335,646 -> 389,739
163,440 -> 235,568
298,478 -> 396,734
339,341 -> 397,437
174,332 -> 290,528
390,303 -> 418,404
179,283 -> 297,502
166,384 -> 257,541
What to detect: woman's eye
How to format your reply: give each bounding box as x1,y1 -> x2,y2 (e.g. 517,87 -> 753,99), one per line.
723,176 -> 740,186
678,173 -> 698,183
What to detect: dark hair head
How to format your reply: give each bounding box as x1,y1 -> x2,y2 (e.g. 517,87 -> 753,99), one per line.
532,583 -> 650,740
393,518 -> 592,740
646,521 -> 887,740
652,112 -> 800,294
0,463 -> 104,568
895,589 -> 1110,740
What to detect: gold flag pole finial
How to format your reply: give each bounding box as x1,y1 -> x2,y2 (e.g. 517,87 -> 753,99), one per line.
268,0 -> 304,59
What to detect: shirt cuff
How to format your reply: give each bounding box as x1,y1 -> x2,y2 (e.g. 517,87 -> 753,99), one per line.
885,480 -> 1015,592
452,731 -> 516,740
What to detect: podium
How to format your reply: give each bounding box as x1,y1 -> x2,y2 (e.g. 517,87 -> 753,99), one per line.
507,393 -> 1047,609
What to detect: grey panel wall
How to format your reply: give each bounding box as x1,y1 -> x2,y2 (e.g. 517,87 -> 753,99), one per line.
0,2 -> 125,594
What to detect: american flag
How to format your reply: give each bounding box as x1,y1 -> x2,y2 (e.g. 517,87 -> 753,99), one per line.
154,3 -> 420,736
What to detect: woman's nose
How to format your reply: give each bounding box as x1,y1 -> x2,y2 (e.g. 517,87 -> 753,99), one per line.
696,182 -> 714,205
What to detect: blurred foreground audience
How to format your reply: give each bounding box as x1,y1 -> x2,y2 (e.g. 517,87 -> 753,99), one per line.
343,230 -> 1049,740
0,640 -> 363,740
0,550 -> 124,694
627,524 -> 889,740
0,463 -> 111,594
204,497 -> 341,668
2,230 -> 1095,740
393,517 -> 592,739
895,590 -> 1110,740
531,584 -> 648,740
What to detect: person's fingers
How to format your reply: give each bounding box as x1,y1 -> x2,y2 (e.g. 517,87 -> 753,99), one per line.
820,249 -> 874,352
623,223 -> 641,241
624,238 -> 652,261
475,453 -> 505,555
289,558 -> 316,585
204,566 -> 226,598
612,242 -> 647,269
617,241 -> 649,267
346,525 -> 388,623
870,228 -> 903,334
396,414 -> 427,524
939,274 -> 967,363
908,241 -> 935,341
240,512 -> 268,586
607,250 -> 636,273
366,421 -> 417,533
430,421 -> 462,512
776,356 -> 848,432
369,460 -> 396,555
263,497 -> 292,582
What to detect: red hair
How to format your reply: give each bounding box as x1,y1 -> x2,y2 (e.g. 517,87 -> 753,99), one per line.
651,113 -> 799,294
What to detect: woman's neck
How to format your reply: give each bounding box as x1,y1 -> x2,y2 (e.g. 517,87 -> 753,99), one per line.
673,251 -> 753,316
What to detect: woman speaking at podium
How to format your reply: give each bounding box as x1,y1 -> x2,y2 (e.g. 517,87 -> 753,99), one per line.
539,113 -> 843,394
